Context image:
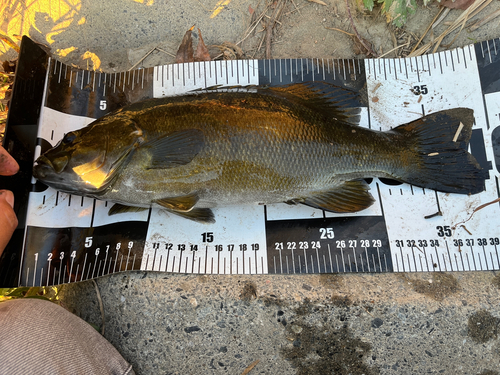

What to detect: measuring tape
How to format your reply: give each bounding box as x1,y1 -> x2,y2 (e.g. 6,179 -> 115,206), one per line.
1,36 -> 499,287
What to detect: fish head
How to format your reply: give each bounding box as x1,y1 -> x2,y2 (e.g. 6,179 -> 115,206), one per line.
33,116 -> 144,195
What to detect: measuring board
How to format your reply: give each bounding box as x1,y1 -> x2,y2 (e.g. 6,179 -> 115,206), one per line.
1,36 -> 499,287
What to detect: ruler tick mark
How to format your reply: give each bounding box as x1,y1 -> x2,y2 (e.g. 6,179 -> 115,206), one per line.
327,244 -> 333,273
446,242 -> 453,271
487,40 -> 492,63
483,246 -> 489,270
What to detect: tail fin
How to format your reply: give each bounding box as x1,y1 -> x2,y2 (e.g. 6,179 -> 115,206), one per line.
392,108 -> 487,194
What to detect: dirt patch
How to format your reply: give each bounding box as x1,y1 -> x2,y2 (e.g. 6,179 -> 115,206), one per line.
239,281 -> 258,301
282,322 -> 379,375
319,274 -> 344,289
491,274 -> 500,290
467,310 -> 500,343
331,294 -> 352,307
400,273 -> 459,301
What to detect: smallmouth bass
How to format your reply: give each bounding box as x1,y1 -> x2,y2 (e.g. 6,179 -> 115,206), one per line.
33,83 -> 487,223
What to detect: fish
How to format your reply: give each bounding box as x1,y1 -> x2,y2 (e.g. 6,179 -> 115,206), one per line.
33,82 -> 487,223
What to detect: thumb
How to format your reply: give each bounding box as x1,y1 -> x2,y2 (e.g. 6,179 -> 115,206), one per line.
0,146 -> 20,176
1,189 -> 15,208
0,190 -> 18,255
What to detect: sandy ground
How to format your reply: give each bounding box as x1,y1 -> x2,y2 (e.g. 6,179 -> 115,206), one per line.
2,0 -> 500,374
2,0 -> 500,69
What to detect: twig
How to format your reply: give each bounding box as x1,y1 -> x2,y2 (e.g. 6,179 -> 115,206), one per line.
252,32 -> 267,58
324,26 -> 354,36
452,197 -> 500,230
92,279 -> 105,335
240,359 -> 260,375
284,4 -> 307,15
469,8 -> 500,31
237,2 -> 268,46
345,0 -> 378,57
410,7 -> 444,55
461,225 -> 472,236
265,0 -> 286,59
128,46 -> 156,71
290,0 -> 301,15
424,210 -> 443,219
377,42 -> 410,59
432,7 -> 450,30
410,0 -> 493,56
156,47 -> 176,58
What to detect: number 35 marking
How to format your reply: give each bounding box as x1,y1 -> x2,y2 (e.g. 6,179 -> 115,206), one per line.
436,226 -> 452,237
412,85 -> 428,95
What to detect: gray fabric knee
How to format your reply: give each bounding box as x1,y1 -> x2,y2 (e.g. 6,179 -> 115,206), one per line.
0,298 -> 134,375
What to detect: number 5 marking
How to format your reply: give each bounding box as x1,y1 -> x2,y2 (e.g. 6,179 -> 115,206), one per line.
100,100 -> 107,110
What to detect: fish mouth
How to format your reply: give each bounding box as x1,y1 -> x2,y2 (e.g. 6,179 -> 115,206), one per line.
33,155 -> 56,179
33,156 -> 81,194
34,154 -> 70,177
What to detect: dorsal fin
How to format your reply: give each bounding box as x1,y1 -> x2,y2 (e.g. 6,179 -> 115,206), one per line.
187,82 -> 362,125
266,82 -> 362,125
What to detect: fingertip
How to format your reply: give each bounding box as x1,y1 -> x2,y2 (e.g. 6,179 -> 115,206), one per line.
9,159 -> 20,175
0,190 -> 15,208
0,146 -> 20,176
0,190 -> 18,253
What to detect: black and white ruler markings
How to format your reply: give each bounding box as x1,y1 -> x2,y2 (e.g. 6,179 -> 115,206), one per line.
6,37 -> 500,287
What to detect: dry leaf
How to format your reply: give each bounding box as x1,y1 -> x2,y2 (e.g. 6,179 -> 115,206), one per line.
176,26 -> 195,63
176,26 -> 212,63
307,0 -> 327,5
194,28 -> 211,62
0,31 -> 20,53
249,5 -> 254,14
2,60 -> 17,74
352,35 -> 375,57
441,0 -> 476,10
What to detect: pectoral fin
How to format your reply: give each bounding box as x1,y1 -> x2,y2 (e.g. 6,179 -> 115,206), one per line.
144,129 -> 204,169
109,204 -> 148,216
155,193 -> 200,212
297,180 -> 375,213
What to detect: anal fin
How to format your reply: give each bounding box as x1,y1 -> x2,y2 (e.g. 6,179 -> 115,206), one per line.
155,193 -> 215,223
109,204 -> 148,216
168,208 -> 215,224
299,180 -> 375,213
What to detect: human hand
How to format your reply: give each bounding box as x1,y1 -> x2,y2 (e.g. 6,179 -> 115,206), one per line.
0,145 -> 20,255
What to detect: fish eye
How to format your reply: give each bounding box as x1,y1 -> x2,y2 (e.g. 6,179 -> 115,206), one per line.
62,132 -> 77,144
